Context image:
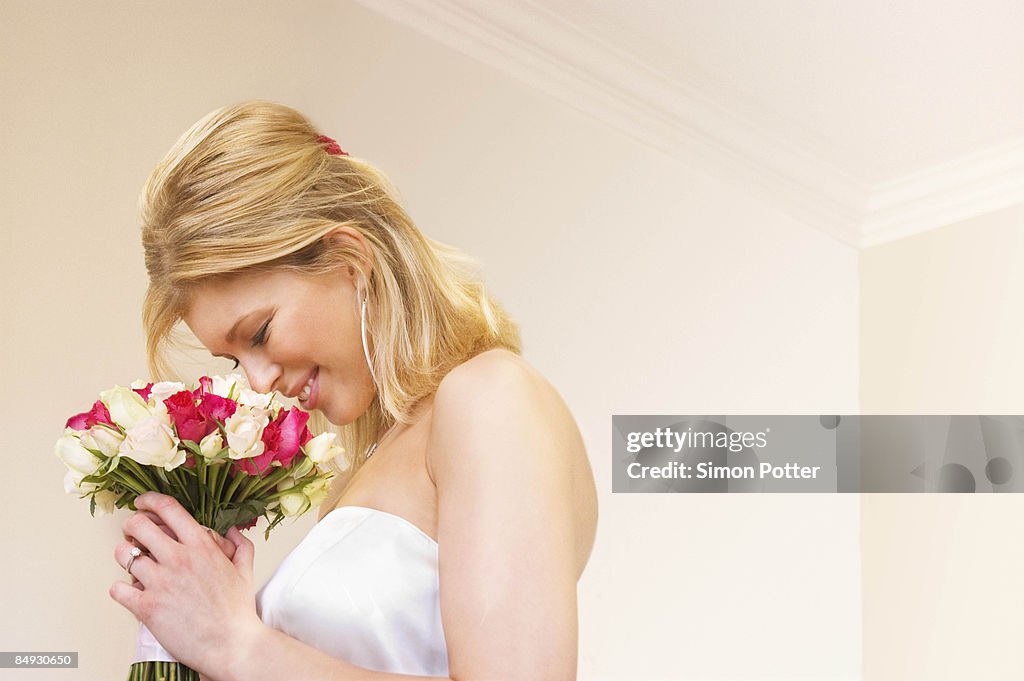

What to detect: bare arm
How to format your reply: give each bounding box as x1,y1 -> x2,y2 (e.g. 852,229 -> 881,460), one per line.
429,351 -> 581,680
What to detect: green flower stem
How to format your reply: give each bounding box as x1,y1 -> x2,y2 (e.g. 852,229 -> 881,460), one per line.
118,458 -> 160,493
222,468 -> 247,504
250,467 -> 294,497
196,456 -> 207,526
212,461 -> 227,501
108,469 -> 147,497
125,661 -> 198,681
167,468 -> 195,508
207,461 -> 221,523
237,471 -> 268,500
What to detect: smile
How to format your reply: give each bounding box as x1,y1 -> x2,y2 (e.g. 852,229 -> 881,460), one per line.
297,367 -> 320,409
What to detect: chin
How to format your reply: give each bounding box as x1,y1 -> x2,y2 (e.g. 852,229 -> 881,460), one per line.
322,391 -> 376,427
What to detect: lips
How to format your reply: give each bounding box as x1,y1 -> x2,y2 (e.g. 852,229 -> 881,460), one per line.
297,366 -> 320,409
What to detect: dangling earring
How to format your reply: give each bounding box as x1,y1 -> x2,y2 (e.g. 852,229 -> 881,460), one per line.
359,289 -> 377,385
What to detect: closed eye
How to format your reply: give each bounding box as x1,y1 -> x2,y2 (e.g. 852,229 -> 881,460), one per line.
252,319 -> 271,348
223,318 -> 271,371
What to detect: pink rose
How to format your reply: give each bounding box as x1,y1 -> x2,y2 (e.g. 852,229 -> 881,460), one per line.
234,407 -> 310,475
65,400 -> 115,431
195,375 -> 215,397
198,392 -> 237,426
164,390 -> 210,443
133,382 -> 154,402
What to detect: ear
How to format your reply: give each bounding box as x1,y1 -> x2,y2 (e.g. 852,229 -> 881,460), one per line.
324,225 -> 373,281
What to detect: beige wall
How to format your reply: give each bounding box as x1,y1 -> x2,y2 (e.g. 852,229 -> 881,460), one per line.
3,2 -> 861,680
861,204 -> 1024,679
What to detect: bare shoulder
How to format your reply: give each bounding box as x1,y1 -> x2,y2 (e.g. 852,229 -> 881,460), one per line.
427,347 -> 598,573
436,347 -> 547,404
431,347 -> 569,446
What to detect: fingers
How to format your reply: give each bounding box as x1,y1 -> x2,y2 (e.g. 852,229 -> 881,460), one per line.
124,510 -> 179,542
226,526 -> 255,577
122,511 -> 179,564
114,540 -> 155,585
134,492 -> 208,547
109,579 -> 144,619
205,527 -> 237,560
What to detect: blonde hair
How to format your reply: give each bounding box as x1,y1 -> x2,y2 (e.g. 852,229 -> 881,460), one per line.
140,100 -> 521,477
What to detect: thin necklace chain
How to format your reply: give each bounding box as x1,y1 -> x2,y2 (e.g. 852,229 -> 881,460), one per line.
365,421 -> 400,460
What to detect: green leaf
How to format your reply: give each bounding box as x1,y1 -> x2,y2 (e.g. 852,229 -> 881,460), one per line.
211,498 -> 266,535
181,440 -> 202,457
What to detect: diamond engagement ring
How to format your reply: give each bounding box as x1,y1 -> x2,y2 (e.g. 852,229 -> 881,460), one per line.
125,546 -> 143,575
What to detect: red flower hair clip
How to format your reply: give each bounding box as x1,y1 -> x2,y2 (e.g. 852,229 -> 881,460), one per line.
317,134 -> 349,156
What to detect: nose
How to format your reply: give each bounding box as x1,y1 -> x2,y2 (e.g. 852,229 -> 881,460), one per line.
239,355 -> 282,396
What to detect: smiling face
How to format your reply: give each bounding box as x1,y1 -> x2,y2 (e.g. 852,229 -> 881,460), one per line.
182,266 -> 375,426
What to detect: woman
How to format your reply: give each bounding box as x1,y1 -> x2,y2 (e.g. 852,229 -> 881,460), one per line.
109,100 -> 599,681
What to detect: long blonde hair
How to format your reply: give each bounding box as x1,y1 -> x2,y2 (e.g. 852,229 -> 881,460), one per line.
140,100 -> 521,476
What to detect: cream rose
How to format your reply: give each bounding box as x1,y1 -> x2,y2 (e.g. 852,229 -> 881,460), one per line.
119,412 -> 184,470
91,488 -> 119,514
99,386 -> 151,430
212,373 -> 246,398
225,405 -> 269,460
200,430 -> 224,458
303,432 -> 347,465
236,388 -> 272,410
63,471 -> 118,514
278,491 -> 310,517
80,425 -> 125,458
55,433 -> 103,475
302,476 -> 332,507
148,381 -> 188,406
291,456 -> 315,479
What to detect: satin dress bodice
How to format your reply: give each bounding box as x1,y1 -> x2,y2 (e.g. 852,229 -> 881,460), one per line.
255,505 -> 449,675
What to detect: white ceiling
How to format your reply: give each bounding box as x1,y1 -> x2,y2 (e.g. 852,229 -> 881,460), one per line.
358,0 -> 1024,248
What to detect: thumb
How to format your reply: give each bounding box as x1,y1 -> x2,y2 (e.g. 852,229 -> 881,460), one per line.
226,526 -> 255,576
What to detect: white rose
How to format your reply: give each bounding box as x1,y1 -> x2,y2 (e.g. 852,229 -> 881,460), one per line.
80,425 -> 124,458
291,456 -> 314,479
62,470 -> 118,513
303,432 -> 346,464
148,381 -> 188,406
237,388 -> 272,410
55,434 -> 103,475
99,386 -> 151,430
279,491 -> 310,517
302,476 -> 332,507
200,430 -> 224,458
119,412 -> 184,471
63,468 -> 92,494
91,488 -> 119,514
275,475 -> 297,492
212,373 -> 247,398
225,406 -> 269,459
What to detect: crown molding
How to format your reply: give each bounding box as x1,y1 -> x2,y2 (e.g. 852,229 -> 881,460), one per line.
357,0 -> 1024,250
861,137 -> 1024,248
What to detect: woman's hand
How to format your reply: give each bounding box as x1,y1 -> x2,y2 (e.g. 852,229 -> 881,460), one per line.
109,491 -> 263,675
121,508 -> 238,588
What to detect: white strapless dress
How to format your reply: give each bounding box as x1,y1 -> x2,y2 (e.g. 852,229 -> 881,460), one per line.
255,505 -> 449,675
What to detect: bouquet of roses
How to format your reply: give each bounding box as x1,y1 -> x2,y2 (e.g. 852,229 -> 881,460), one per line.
55,373 -> 347,681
